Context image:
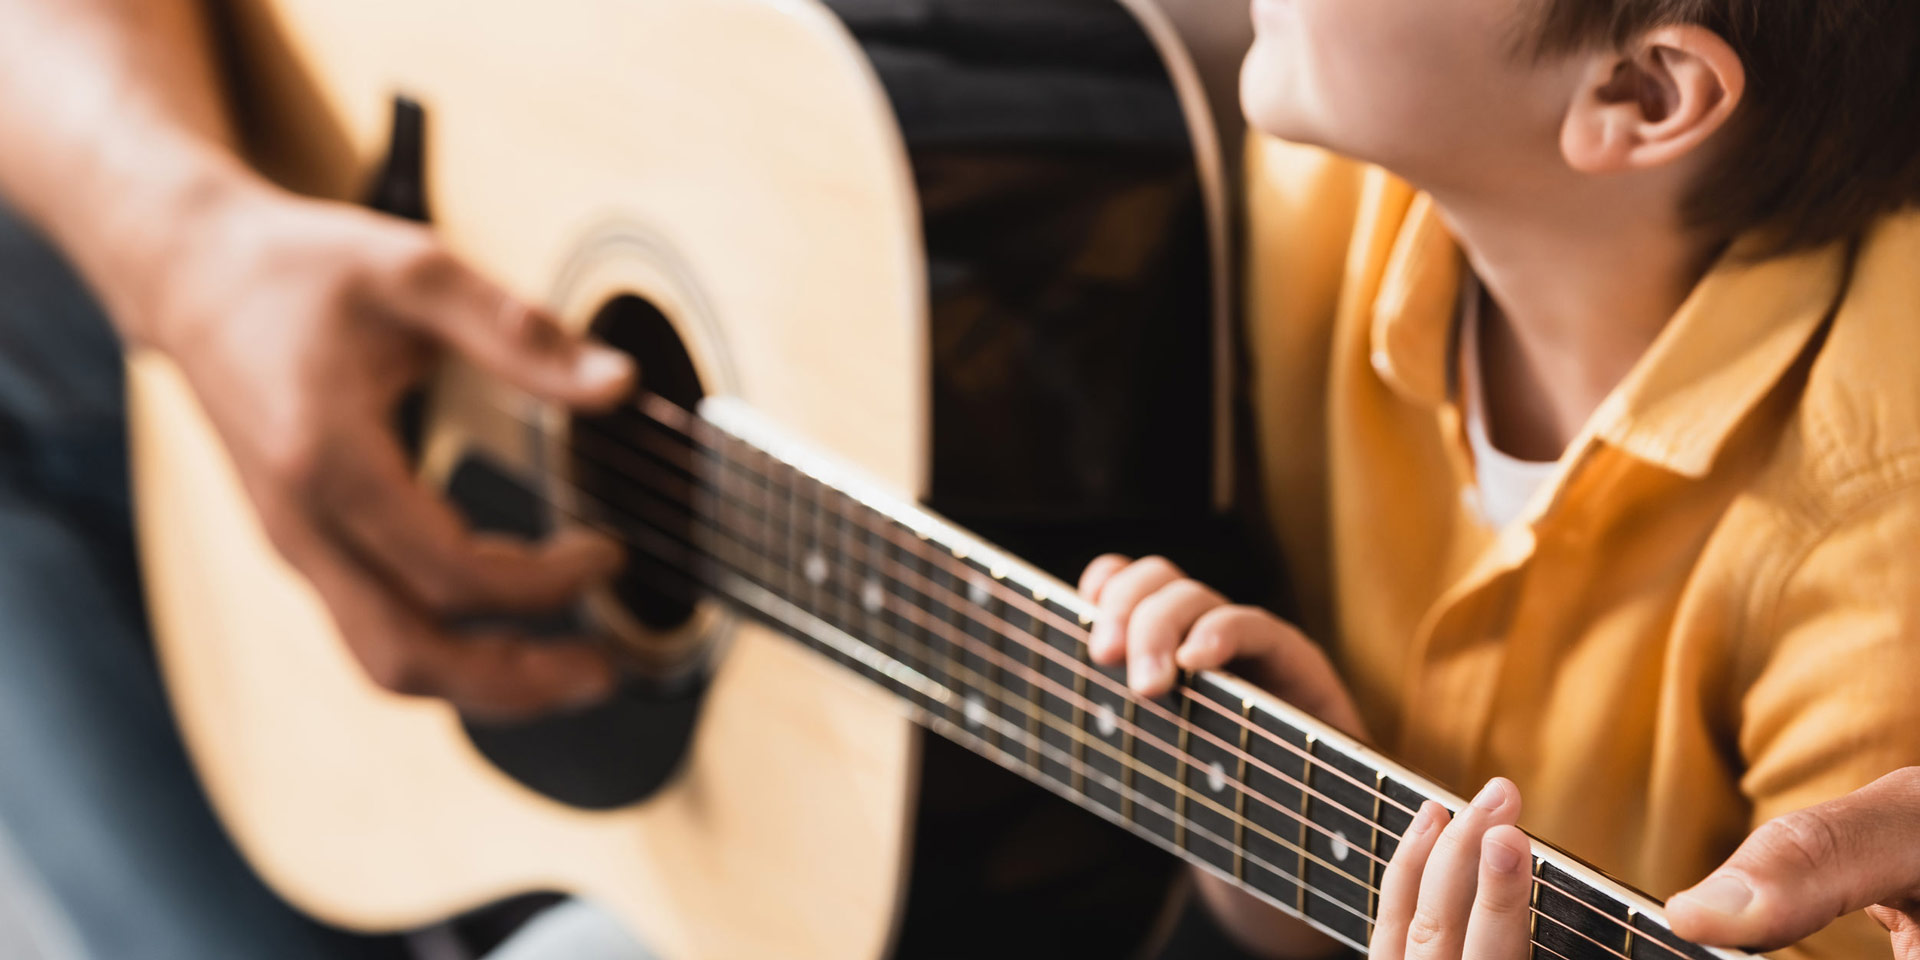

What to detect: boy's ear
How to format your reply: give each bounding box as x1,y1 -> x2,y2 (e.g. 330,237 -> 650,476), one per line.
1560,26 -> 1746,175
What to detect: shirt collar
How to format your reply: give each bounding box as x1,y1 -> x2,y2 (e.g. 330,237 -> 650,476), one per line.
1588,237 -> 1848,478
1369,193 -> 1462,409
1369,196 -> 1849,479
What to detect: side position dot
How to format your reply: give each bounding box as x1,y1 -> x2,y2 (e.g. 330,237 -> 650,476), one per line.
968,577 -> 993,606
803,551 -> 829,587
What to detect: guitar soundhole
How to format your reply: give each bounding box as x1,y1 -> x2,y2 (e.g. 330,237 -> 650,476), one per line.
450,294 -> 712,811
573,295 -> 706,635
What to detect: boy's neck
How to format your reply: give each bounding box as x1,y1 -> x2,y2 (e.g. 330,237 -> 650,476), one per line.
1433,186 -> 1724,462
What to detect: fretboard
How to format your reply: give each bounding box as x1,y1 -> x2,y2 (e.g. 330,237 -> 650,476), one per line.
578,395 -> 1744,960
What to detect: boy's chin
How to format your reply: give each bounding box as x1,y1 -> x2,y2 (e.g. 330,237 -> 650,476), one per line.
1240,52 -> 1320,146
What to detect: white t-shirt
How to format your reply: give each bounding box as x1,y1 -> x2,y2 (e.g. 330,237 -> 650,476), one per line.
1459,279 -> 1562,529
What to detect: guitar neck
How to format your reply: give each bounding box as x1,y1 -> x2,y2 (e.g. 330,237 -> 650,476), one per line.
607,395 -> 1740,960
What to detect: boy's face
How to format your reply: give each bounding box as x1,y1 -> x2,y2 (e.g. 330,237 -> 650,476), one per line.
1242,0 -> 1579,190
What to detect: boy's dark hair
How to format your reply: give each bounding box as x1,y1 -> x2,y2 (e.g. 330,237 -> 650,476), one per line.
1536,0 -> 1920,254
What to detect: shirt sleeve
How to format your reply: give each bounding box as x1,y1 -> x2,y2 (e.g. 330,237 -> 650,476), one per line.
1740,483 -> 1920,960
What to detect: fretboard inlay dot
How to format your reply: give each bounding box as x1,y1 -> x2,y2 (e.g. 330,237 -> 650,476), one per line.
1208,761 -> 1228,793
964,694 -> 989,728
1096,703 -> 1119,738
803,551 -> 829,587
860,579 -> 885,613
1330,832 -> 1350,862
968,578 -> 993,606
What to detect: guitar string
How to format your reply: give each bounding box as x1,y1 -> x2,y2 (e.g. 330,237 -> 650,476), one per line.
579,401 -> 1413,814
521,468 -> 1388,931
470,397 -> 1683,960
592,400 -> 1418,816
555,404 -> 1400,866
517,456 -> 1624,960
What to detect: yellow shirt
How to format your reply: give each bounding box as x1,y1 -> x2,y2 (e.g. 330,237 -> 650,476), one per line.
1244,136 -> 1920,960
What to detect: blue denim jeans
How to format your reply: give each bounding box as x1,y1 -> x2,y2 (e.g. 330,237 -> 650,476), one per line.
0,205 -> 411,960
0,204 -> 657,960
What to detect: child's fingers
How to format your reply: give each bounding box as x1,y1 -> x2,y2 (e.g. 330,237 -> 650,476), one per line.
1077,554 -> 1132,602
1407,779 -> 1521,960
1124,579 -> 1226,696
1174,605 -> 1271,672
1371,801 -> 1451,960
1183,605 -> 1370,737
1086,556 -> 1185,664
1461,825 -> 1536,960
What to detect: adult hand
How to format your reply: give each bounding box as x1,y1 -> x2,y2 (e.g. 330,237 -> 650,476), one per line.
1668,767 -> 1920,958
152,177 -> 635,722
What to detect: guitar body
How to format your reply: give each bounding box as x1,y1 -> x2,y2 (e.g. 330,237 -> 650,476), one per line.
132,2 -> 1226,958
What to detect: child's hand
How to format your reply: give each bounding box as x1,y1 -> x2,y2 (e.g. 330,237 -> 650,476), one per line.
1370,779 -> 1532,960
1076,554 -> 1369,741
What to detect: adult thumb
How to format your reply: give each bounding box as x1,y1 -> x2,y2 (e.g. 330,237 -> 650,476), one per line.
1668,768 -> 1920,952
401,250 -> 635,410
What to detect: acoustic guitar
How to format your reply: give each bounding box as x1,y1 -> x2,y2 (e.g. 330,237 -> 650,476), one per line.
130,1 -> 1748,959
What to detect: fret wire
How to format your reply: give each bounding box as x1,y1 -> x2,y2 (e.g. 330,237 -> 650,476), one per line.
1024,608 -> 1046,771
1235,700 -> 1253,883
825,486 -> 865,667
937,549 -> 970,733
1175,694 -> 1195,851
1532,859 -> 1544,960
516,398 -> 1700,960
1369,769 -> 1386,940
542,449 -> 1660,960
1072,663 -> 1090,796
1299,734 -> 1315,915
808,472 -> 834,635
1121,699 -> 1138,823
972,564 -> 1003,752
782,460 -> 804,624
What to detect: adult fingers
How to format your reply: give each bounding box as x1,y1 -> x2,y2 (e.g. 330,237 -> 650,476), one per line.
294,518 -> 619,721
1669,767 -> 1920,952
1461,824 -> 1535,960
314,420 -> 624,617
1123,578 -> 1227,696
1372,801 -> 1452,960
387,241 -> 634,411
1085,556 -> 1185,664
1406,778 -> 1522,960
